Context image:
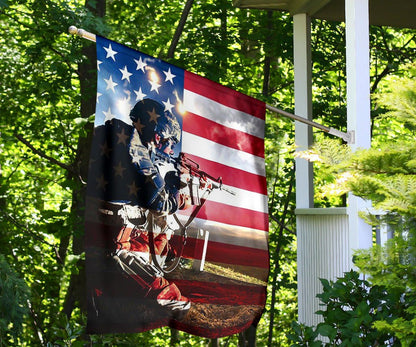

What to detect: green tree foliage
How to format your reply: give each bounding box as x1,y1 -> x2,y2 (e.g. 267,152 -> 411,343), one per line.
0,254 -> 30,345
289,271 -> 399,346
351,69 -> 416,345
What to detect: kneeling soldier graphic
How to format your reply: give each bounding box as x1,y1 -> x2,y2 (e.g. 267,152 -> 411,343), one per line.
112,99 -> 191,318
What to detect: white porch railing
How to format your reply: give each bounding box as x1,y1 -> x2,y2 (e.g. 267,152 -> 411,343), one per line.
296,207 -> 350,327
296,207 -> 393,327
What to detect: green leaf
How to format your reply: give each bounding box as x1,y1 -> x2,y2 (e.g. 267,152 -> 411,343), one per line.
316,323 -> 337,340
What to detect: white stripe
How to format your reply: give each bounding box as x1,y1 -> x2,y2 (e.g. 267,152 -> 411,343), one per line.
184,90 -> 265,139
208,185 -> 268,214
181,132 -> 266,177
172,215 -> 269,250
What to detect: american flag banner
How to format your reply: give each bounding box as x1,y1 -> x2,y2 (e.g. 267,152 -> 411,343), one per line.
85,35 -> 269,338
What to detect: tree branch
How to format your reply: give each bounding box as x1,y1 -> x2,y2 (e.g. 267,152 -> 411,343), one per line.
27,298 -> 45,346
1,208 -> 64,265
14,133 -> 73,173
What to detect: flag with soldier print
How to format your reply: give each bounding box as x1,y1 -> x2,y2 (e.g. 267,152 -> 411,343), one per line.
85,35 -> 269,338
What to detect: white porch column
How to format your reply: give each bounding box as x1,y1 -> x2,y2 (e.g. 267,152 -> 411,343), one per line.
345,0 -> 372,258
293,13 -> 315,325
295,3 -> 374,326
294,13 -> 314,208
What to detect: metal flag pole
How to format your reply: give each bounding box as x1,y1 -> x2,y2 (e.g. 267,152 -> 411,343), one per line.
68,26 -> 354,144
265,104 -> 354,144
68,25 -> 96,42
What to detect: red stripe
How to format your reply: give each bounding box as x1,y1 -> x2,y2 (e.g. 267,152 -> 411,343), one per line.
184,70 -> 266,120
182,237 -> 269,268
84,221 -> 269,268
206,241 -> 269,268
182,111 -> 264,158
174,279 -> 266,306
85,270 -> 266,306
179,200 -> 269,232
180,153 -> 267,195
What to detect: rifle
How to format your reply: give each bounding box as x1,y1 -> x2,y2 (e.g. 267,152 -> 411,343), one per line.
155,151 -> 235,206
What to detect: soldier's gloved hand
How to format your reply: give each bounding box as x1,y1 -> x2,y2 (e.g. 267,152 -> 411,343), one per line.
164,171 -> 181,194
199,177 -> 212,190
178,193 -> 192,210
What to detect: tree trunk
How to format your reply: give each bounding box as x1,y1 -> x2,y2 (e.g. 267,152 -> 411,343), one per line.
239,325 -> 257,346
219,5 -> 228,72
167,0 -> 194,58
267,172 -> 294,346
62,0 -> 106,318
170,328 -> 179,346
262,11 -> 273,97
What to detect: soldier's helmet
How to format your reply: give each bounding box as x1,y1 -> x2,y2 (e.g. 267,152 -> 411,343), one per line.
129,99 -> 181,145
155,111 -> 181,144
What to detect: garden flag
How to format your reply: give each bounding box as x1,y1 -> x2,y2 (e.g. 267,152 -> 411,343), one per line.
85,35 -> 269,338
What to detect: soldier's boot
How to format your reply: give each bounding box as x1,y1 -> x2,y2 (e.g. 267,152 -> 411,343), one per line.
113,249 -> 190,319
150,277 -> 191,320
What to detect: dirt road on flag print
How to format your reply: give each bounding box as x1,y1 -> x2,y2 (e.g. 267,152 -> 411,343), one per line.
85,35 -> 269,338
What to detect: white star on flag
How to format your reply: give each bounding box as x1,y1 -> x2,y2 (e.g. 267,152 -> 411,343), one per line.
117,94 -> 133,121
134,87 -> 147,101
119,66 -> 132,82
96,92 -> 102,103
104,75 -> 118,92
134,57 -> 147,72
163,68 -> 176,84
104,44 -> 118,61
162,98 -> 174,113
97,60 -> 102,71
149,79 -> 161,94
103,107 -> 115,122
